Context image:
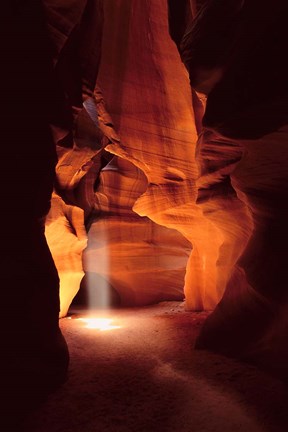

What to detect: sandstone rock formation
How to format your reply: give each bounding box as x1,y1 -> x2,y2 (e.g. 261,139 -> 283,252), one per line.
2,0 -> 69,391
46,0 -> 200,314
43,0 -> 107,316
45,193 -> 88,317
12,0 -> 287,379
169,0 -> 288,372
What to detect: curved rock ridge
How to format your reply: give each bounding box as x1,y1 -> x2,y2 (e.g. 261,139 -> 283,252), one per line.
46,0 -> 251,314
45,2 -> 288,385
4,0 -> 288,387
45,84 -> 116,315
83,155 -> 191,307
45,0 -> 201,313
96,0 -> 219,309
45,193 -> 88,318
42,0 -> 108,315
169,0 -> 288,375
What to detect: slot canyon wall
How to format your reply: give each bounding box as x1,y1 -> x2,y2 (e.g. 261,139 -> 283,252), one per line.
3,0 -> 288,382
44,0 -> 288,373
46,0 -> 228,317
2,0 -> 71,390
45,0 -> 201,316
169,0 -> 288,373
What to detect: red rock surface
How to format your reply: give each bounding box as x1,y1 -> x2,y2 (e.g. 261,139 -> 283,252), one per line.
41,0 -> 288,378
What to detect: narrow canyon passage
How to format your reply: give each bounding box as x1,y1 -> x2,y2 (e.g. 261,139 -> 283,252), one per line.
3,3 -> 288,431
21,302 -> 288,432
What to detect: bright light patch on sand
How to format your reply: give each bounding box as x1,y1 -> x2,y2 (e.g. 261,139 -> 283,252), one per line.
78,317 -> 121,331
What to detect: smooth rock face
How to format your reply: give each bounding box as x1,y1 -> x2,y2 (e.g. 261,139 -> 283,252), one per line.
169,0 -> 288,370
96,0 -> 208,309
84,156 -> 190,307
45,193 -> 88,318
42,0 -> 288,377
43,0 -> 107,315
46,0 -> 199,313
2,1 -> 69,392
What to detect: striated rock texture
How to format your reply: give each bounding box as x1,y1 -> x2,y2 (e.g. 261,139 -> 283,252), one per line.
45,193 -> 88,318
84,155 -> 191,307
46,0 -> 199,313
40,0 -> 288,378
95,0 -> 252,311
43,0 -> 107,315
83,0 -> 200,308
95,0 -> 214,309
169,0 -> 288,373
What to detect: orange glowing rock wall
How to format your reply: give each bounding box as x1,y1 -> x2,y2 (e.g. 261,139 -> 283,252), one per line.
44,0 -> 288,376
45,0 -> 199,313
173,0 -> 288,366
43,0 -> 253,314
5,0 -> 287,379
87,0 -> 200,307
90,0 -> 244,312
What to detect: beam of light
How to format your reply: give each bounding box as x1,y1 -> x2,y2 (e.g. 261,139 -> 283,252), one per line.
84,219 -> 111,310
78,317 -> 121,331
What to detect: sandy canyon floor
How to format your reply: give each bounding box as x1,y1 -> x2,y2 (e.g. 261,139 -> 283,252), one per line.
9,302 -> 288,431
